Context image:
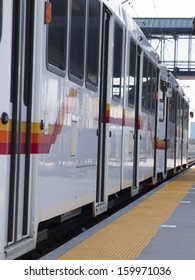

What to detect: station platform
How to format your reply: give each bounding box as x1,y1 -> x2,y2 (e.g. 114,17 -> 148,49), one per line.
41,166 -> 195,260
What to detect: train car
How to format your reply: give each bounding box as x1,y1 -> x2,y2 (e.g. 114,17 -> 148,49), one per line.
166,73 -> 189,173
155,67 -> 189,180
0,0 -> 189,259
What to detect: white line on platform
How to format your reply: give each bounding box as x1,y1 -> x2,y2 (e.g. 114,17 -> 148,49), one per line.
161,225 -> 176,228
180,201 -> 191,203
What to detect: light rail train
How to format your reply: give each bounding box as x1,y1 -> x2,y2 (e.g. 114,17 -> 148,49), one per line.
0,0 -> 189,259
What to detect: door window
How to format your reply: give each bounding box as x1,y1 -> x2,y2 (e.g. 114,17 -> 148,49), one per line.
69,0 -> 86,84
112,20 -> 123,102
47,0 -> 67,75
86,0 -> 100,89
128,39 -> 136,107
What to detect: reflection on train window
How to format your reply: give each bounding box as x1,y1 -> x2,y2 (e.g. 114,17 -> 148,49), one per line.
177,95 -> 181,130
69,0 -> 86,83
0,0 -> 3,41
142,55 -> 148,111
86,0 -> 100,90
151,65 -> 157,113
152,67 -> 158,112
128,39 -> 136,107
159,92 -> 165,121
112,21 -> 123,102
142,54 -> 157,114
159,79 -> 166,122
184,101 -> 189,130
169,90 -> 176,124
47,0 -> 67,75
181,99 -> 184,131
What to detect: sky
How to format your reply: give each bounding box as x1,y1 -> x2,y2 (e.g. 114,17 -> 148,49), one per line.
122,0 -> 195,18
121,0 -> 195,113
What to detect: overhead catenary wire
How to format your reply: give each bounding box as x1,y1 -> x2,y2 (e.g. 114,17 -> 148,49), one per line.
124,0 -> 164,53
151,0 -> 173,62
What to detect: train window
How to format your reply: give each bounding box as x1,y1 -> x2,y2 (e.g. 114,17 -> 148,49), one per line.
0,0 -> 2,41
69,0 -> 86,84
112,21 -> 123,102
128,39 -> 136,107
147,60 -> 153,112
151,65 -> 158,113
47,0 -> 67,75
148,63 -> 157,114
142,56 -> 157,114
159,78 -> 166,121
167,82 -> 172,98
159,95 -> 165,122
169,89 -> 176,124
177,96 -> 181,129
142,55 -> 148,111
86,0 -> 100,90
184,102 -> 189,130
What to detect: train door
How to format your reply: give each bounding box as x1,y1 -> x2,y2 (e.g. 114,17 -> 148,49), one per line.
173,90 -> 178,171
107,19 -> 124,195
180,97 -> 188,168
182,100 -> 189,167
122,38 -> 136,190
153,67 -> 159,181
5,0 -> 35,256
181,98 -> 184,167
164,91 -> 168,175
96,6 -> 110,214
166,83 -> 176,173
131,45 -> 142,196
175,95 -> 181,169
157,75 -> 168,178
172,88 -> 177,172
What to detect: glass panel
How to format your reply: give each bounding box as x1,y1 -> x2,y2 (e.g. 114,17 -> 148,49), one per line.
86,0 -> 100,88
159,78 -> 166,121
147,60 -> 153,111
69,0 -> 86,81
152,66 -> 157,113
142,57 -> 157,114
142,55 -> 148,111
112,21 -> 123,102
170,90 -> 177,124
128,39 -> 136,107
48,0 -> 67,72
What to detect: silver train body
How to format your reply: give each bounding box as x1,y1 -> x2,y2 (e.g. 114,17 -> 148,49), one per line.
0,0 -> 189,259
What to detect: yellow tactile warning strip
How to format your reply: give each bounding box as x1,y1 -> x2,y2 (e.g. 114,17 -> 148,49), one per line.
58,167 -> 195,260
